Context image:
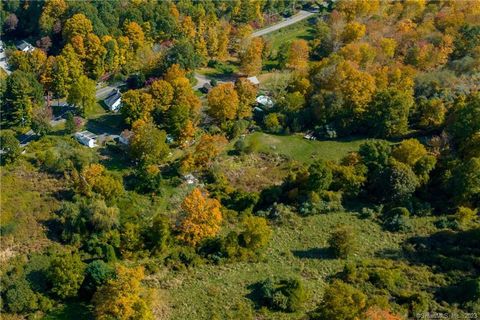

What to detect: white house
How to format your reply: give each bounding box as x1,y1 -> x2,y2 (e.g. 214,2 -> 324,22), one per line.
75,131 -> 98,148
256,95 -> 274,109
246,76 -> 260,86
16,40 -> 35,53
104,89 -> 122,112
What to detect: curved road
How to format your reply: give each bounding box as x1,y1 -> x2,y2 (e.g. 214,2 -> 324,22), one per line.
251,10 -> 315,38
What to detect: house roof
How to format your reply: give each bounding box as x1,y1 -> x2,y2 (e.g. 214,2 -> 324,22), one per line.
16,40 -> 33,51
256,95 -> 273,107
75,131 -> 97,140
246,76 -> 260,85
104,89 -> 121,108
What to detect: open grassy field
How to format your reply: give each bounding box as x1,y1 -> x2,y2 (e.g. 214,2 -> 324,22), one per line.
242,132 -> 369,163
262,19 -> 315,52
163,212 -> 407,319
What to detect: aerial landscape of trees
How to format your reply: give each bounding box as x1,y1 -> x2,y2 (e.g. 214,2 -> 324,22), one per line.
0,0 -> 479,319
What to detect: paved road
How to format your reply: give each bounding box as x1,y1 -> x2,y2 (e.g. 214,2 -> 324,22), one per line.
251,10 -> 315,38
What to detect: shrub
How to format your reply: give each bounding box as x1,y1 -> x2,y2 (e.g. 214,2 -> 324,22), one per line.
258,278 -> 307,312
328,225 -> 357,258
383,207 -> 412,232
165,247 -> 203,271
455,206 -> 478,226
82,260 -> 115,296
238,216 -> 272,252
47,251 -> 86,299
311,280 -> 366,320
0,130 -> 21,165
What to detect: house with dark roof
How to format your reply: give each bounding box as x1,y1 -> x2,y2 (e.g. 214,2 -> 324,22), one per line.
104,89 -> 122,112
16,40 -> 35,53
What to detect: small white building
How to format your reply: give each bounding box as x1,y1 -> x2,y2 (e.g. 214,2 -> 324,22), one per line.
256,95 -> 274,109
75,131 -> 97,148
104,89 -> 122,112
16,40 -> 35,53
183,174 -> 199,185
246,76 -> 260,86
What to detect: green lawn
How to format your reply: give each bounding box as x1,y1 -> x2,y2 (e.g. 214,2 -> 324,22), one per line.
263,20 -> 315,52
243,132 -> 369,163
164,212 -> 407,320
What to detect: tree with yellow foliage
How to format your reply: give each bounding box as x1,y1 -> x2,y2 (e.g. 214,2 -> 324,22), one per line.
341,22 -> 366,43
177,188 -> 222,246
207,83 -> 239,123
239,37 -> 264,76
286,40 -> 310,73
235,78 -> 257,119
150,79 -> 174,111
181,16 -> 196,39
93,266 -> 153,320
216,21 -> 231,61
63,13 -> 93,42
84,33 -> 107,79
124,21 -> 145,52
121,90 -> 155,125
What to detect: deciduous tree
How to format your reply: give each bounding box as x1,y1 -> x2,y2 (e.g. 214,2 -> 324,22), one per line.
207,83 -> 239,123
177,188 -> 222,246
93,266 -> 153,320
67,75 -> 96,116
129,120 -> 169,165
121,90 -> 155,125
239,37 -> 264,76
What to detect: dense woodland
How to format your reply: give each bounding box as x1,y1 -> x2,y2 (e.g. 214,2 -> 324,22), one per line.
0,0 -> 479,319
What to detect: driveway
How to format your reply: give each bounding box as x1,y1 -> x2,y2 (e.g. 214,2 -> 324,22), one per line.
0,50 -> 11,75
193,73 -> 210,90
251,10 -> 315,37
95,82 -> 125,100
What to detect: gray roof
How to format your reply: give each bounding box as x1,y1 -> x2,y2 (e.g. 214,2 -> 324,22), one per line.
75,131 -> 97,140
16,40 -> 33,51
104,89 -> 121,108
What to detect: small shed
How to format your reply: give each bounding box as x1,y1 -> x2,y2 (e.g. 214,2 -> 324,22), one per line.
16,40 -> 35,53
256,95 -> 274,108
183,174 -> 199,185
75,131 -> 97,148
246,76 -> 260,86
118,129 -> 133,145
104,89 -> 122,112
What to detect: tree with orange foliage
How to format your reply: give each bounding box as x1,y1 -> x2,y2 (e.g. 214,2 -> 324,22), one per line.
239,37 -> 264,76
364,307 -> 404,320
178,120 -> 196,148
181,134 -> 228,172
207,83 -> 239,123
177,188 -> 222,246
